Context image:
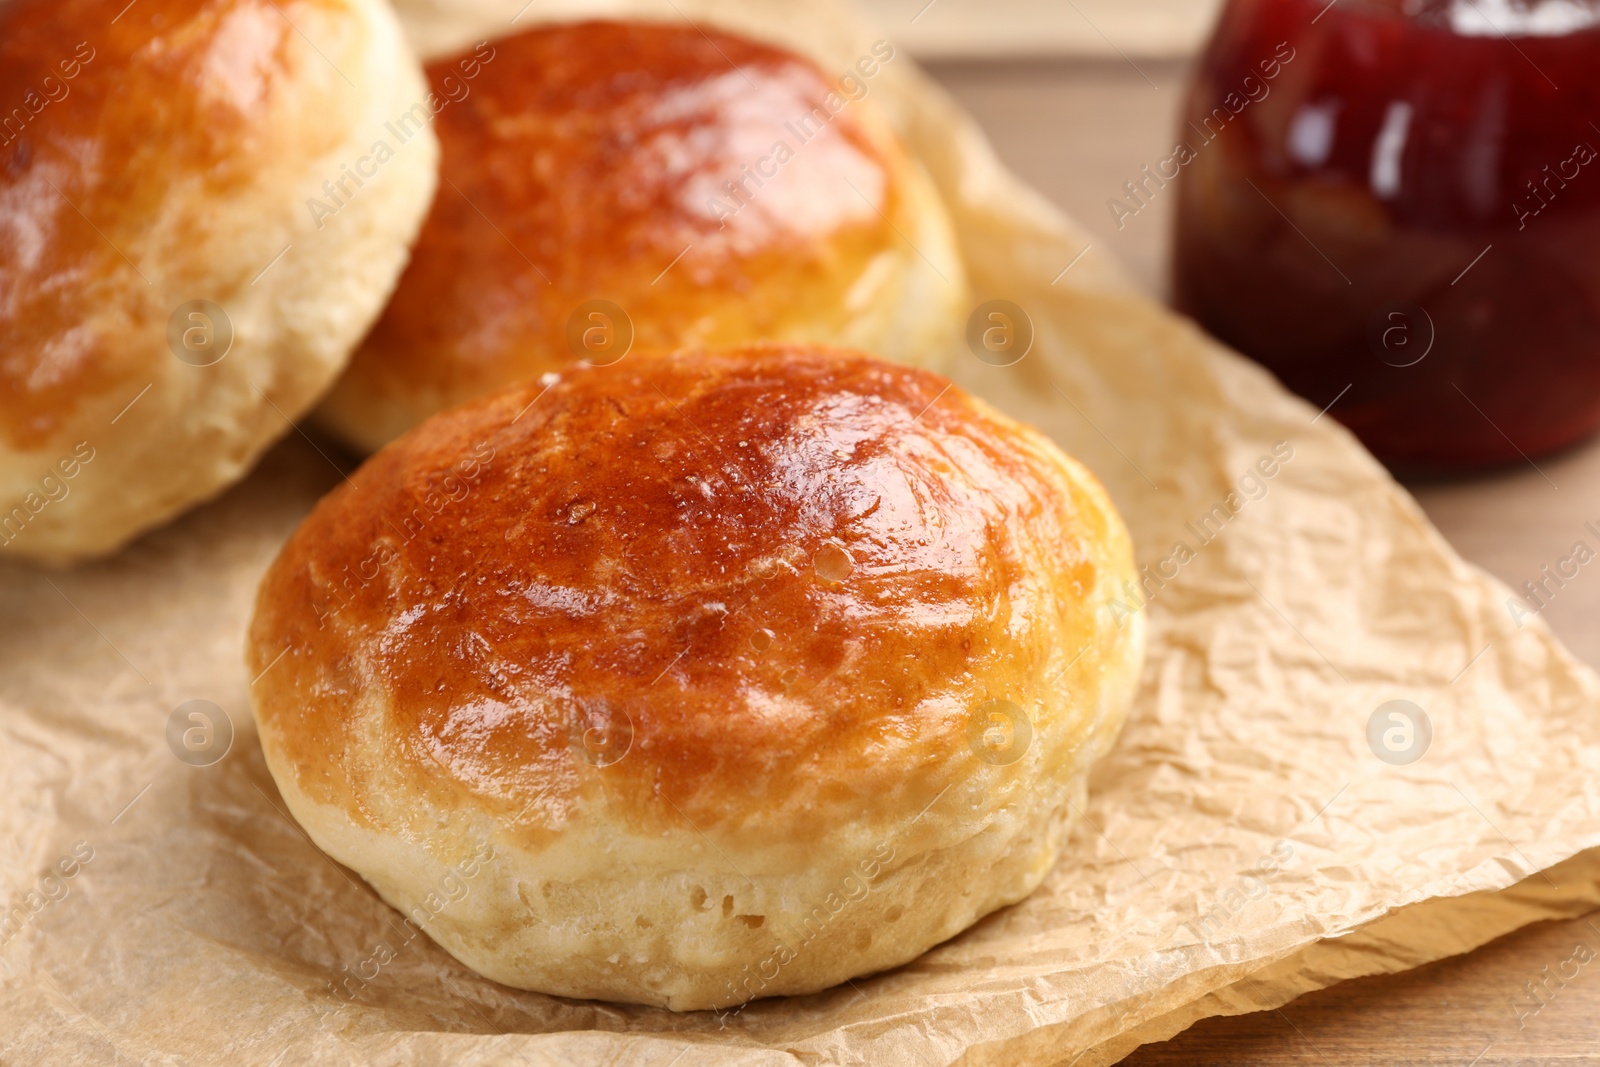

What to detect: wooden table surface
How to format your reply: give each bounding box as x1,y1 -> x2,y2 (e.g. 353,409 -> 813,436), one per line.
924,56 -> 1600,1065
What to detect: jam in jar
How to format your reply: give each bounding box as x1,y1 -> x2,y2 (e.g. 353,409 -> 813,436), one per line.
1173,0 -> 1600,468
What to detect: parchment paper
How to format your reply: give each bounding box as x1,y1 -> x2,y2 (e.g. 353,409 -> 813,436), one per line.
5,1 -> 1600,1063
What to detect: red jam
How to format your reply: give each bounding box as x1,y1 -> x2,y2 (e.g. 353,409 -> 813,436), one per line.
1173,0 -> 1600,468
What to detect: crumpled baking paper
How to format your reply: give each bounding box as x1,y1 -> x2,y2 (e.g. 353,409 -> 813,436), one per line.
4,0 -> 1600,1063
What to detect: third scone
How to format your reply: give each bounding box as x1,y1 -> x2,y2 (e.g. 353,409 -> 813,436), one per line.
313,20 -> 967,453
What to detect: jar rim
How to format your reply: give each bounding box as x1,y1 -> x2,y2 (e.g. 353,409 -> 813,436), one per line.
1296,0 -> 1600,37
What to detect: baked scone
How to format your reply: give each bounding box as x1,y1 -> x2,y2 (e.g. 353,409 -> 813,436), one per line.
0,0 -> 438,565
313,20 -> 967,454
249,346 -> 1142,1010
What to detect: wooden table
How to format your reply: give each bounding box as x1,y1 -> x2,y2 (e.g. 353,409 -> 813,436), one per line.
924,56 -> 1600,1065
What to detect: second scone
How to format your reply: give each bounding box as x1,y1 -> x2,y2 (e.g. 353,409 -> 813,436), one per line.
314,20 -> 967,453
251,345 -> 1142,1010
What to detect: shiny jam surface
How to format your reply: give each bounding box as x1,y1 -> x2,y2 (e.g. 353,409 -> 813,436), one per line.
1174,0 -> 1600,468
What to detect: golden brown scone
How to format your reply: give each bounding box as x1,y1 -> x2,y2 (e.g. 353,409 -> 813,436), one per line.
313,20 -> 966,454
0,0 -> 437,565
250,345 -> 1141,1010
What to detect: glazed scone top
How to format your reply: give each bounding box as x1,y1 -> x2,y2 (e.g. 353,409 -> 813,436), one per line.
251,347 -> 1133,851
318,20 -> 952,450
0,0 -> 366,448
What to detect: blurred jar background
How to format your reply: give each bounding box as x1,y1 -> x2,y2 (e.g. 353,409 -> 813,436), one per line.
1173,0 -> 1600,469
871,0 -> 1600,471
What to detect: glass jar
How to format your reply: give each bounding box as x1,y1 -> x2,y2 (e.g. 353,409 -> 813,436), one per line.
1172,0 -> 1600,468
